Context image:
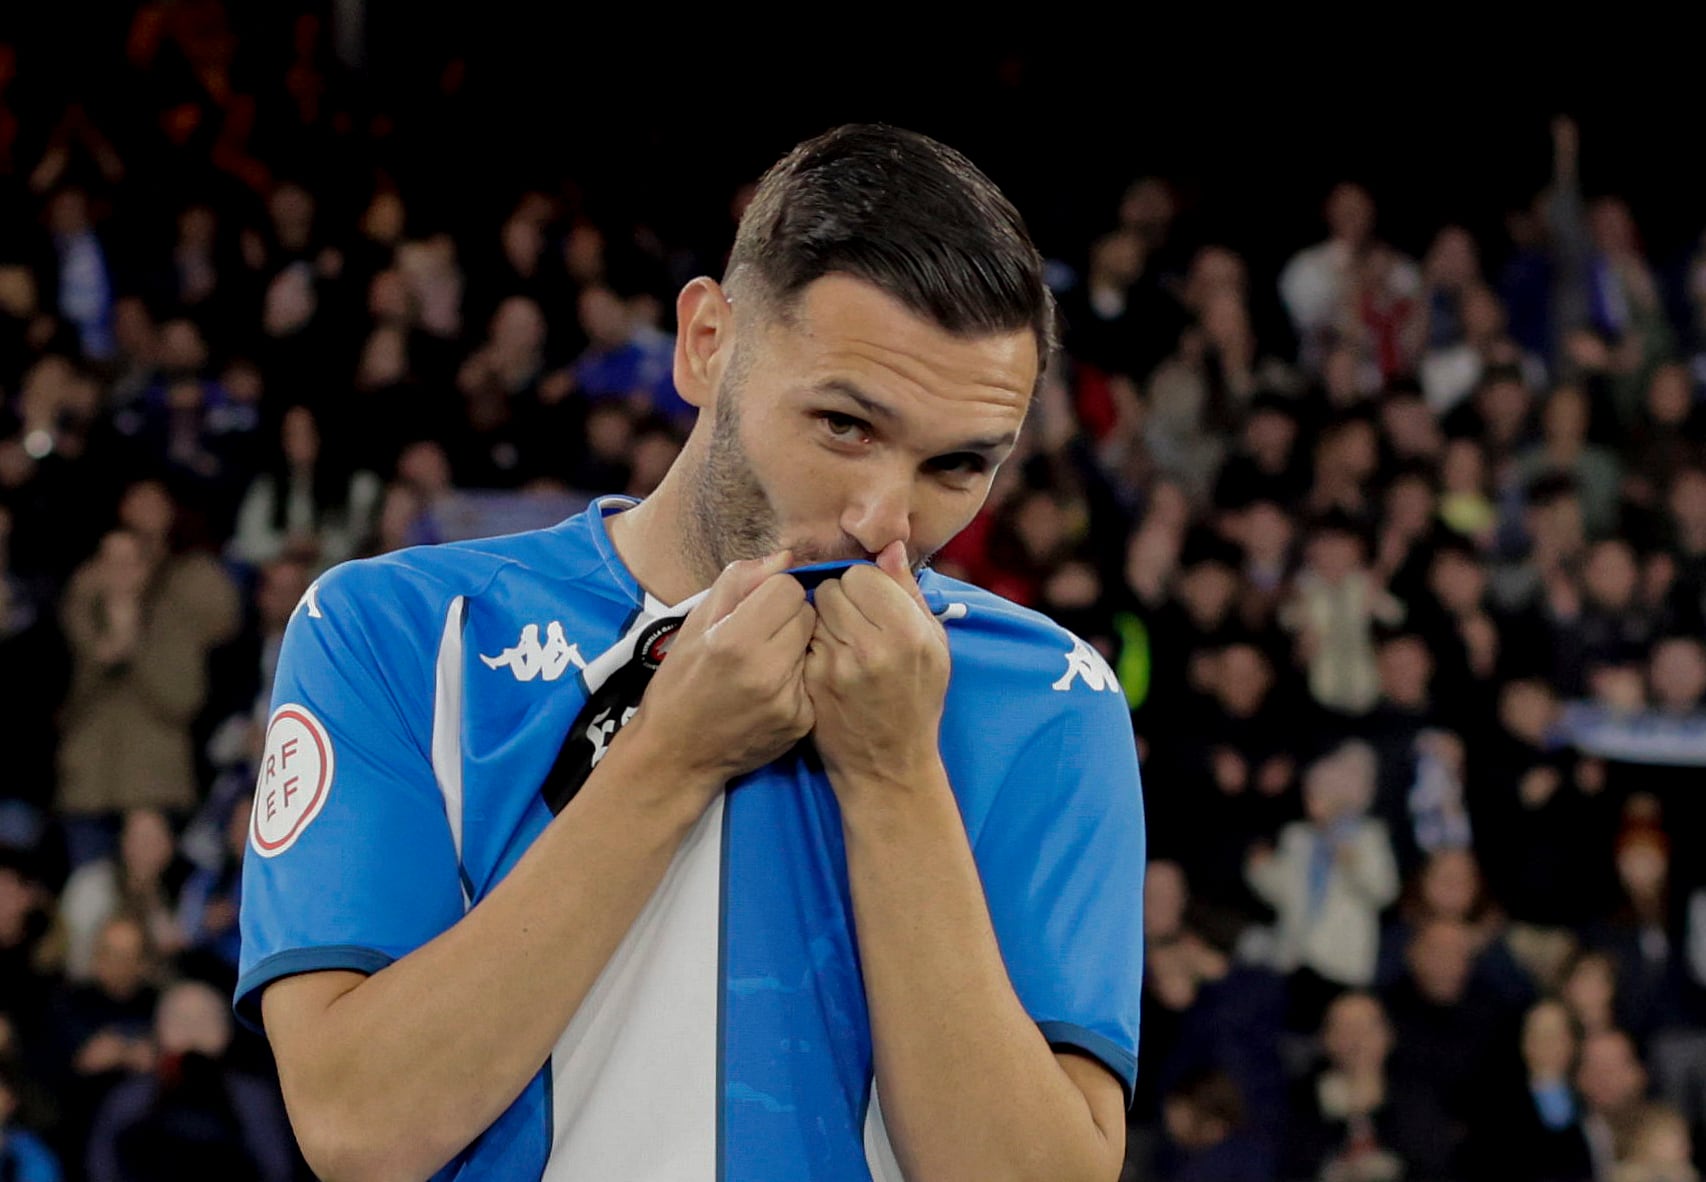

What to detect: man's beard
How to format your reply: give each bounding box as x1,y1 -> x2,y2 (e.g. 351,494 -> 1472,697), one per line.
686,370 -> 932,582
687,382 -> 785,578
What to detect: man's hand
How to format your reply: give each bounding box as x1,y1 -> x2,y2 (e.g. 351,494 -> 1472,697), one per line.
623,550 -> 816,794
804,542 -> 949,793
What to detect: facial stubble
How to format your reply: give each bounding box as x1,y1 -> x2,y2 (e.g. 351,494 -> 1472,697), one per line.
687,372 -> 782,579
686,361 -> 936,581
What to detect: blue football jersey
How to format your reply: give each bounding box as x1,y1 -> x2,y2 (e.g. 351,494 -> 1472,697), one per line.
237,496 -> 1146,1181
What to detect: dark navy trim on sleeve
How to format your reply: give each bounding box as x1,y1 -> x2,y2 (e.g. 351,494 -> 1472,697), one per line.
234,945 -> 397,1032
1036,1020 -> 1137,1108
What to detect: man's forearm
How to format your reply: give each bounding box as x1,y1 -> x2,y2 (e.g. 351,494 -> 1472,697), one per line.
265,733 -> 715,1182
837,759 -> 1123,1182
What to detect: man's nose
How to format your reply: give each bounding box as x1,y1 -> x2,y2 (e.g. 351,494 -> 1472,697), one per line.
841,475 -> 912,558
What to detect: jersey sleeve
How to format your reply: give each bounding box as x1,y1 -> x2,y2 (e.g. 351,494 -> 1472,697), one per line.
973,654 -> 1146,1105
235,560 -> 465,1030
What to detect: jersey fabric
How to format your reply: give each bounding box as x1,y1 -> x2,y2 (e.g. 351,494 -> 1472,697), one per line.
236,496 -> 1146,1181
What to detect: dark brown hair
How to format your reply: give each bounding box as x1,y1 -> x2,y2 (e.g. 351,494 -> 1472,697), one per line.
725,124 -> 1056,375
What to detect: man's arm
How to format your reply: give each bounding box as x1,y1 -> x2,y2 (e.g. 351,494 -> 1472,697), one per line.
262,734 -> 715,1181
806,549 -> 1136,1182
256,553 -> 815,1182
840,762 -> 1128,1182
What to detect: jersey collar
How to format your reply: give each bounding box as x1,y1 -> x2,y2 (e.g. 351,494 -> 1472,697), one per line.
586,495 -> 685,618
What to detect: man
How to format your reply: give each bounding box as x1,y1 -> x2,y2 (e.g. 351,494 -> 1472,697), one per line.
1277,182 -> 1421,382
1576,1028 -> 1651,1182
86,980 -> 294,1182
237,124 -> 1145,1181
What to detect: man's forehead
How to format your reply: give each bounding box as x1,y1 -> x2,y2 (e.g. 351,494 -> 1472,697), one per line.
758,275 -> 1037,409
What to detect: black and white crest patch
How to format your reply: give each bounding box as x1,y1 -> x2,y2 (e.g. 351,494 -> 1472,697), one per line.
539,612 -> 686,814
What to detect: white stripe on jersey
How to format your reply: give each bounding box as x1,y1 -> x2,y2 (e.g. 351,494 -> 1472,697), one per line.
542,601 -> 723,1180
863,1082 -> 906,1182
431,596 -> 470,910
544,792 -> 724,1179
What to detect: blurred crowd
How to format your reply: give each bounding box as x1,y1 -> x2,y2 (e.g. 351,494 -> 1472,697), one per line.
2,5 -> 1706,1182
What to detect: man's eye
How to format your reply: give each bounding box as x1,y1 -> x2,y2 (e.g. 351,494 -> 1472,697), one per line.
927,453 -> 988,477
821,413 -> 868,440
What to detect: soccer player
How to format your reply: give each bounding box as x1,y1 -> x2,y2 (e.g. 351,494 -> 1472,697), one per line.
238,124 -> 1145,1181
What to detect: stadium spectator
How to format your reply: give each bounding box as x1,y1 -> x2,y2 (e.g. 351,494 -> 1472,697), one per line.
55,514 -> 238,864
1470,998 -> 1596,1181
0,847 -> 55,1046
1614,1103 -> 1698,1182
1578,1028 -> 1656,1180
1154,1068 -> 1275,1182
227,403 -> 381,572
173,791 -> 249,988
1382,918 -> 1514,1177
1282,512 -> 1404,715
1136,861 -> 1287,1139
54,808 -> 182,984
1517,383 -> 1624,539
84,979 -> 291,1182
565,283 -> 686,421
1246,740 -> 1400,1024
42,915 -> 157,1167
1282,991 -> 1414,1182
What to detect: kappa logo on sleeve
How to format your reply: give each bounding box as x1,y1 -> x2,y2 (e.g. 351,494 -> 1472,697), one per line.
292,581 -> 322,620
1052,637 -> 1122,694
251,704 -> 335,857
480,622 -> 586,682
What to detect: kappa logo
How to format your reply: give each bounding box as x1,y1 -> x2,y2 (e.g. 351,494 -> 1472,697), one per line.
1052,637 -> 1122,694
480,622 -> 586,682
293,581 -> 322,620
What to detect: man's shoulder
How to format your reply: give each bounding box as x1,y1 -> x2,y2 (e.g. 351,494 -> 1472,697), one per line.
926,571 -> 1065,647
303,545 -> 504,630
309,512 -> 616,627
926,573 -> 1126,702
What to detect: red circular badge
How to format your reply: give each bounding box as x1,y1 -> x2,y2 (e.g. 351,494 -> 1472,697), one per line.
251,704 -> 335,858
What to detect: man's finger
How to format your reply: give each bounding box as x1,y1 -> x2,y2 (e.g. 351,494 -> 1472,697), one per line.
716,571 -> 808,644
874,539 -> 932,617
783,599 -> 817,650
810,578 -> 860,645
756,594 -> 817,658
691,550 -> 792,637
840,558 -> 920,629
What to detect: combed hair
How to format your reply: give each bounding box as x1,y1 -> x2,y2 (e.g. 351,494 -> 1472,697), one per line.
725,124 -> 1056,370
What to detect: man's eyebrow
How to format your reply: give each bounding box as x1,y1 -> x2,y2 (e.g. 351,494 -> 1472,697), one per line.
814,379 -> 896,422
812,379 -> 1019,454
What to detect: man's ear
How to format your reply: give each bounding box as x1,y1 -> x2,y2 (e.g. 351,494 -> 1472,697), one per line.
673,278 -> 734,410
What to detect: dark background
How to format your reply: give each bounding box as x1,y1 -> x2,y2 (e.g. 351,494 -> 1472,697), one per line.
9,6 -> 1704,281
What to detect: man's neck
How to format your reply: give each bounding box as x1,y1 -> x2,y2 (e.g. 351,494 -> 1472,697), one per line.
604,466 -> 712,607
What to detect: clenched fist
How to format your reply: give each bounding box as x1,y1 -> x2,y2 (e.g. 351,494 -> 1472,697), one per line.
625,550 -> 816,798
804,541 -> 950,795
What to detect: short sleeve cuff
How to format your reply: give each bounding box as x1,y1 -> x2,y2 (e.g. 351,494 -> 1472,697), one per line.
234,945 -> 397,1032
1036,1020 -> 1137,1108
